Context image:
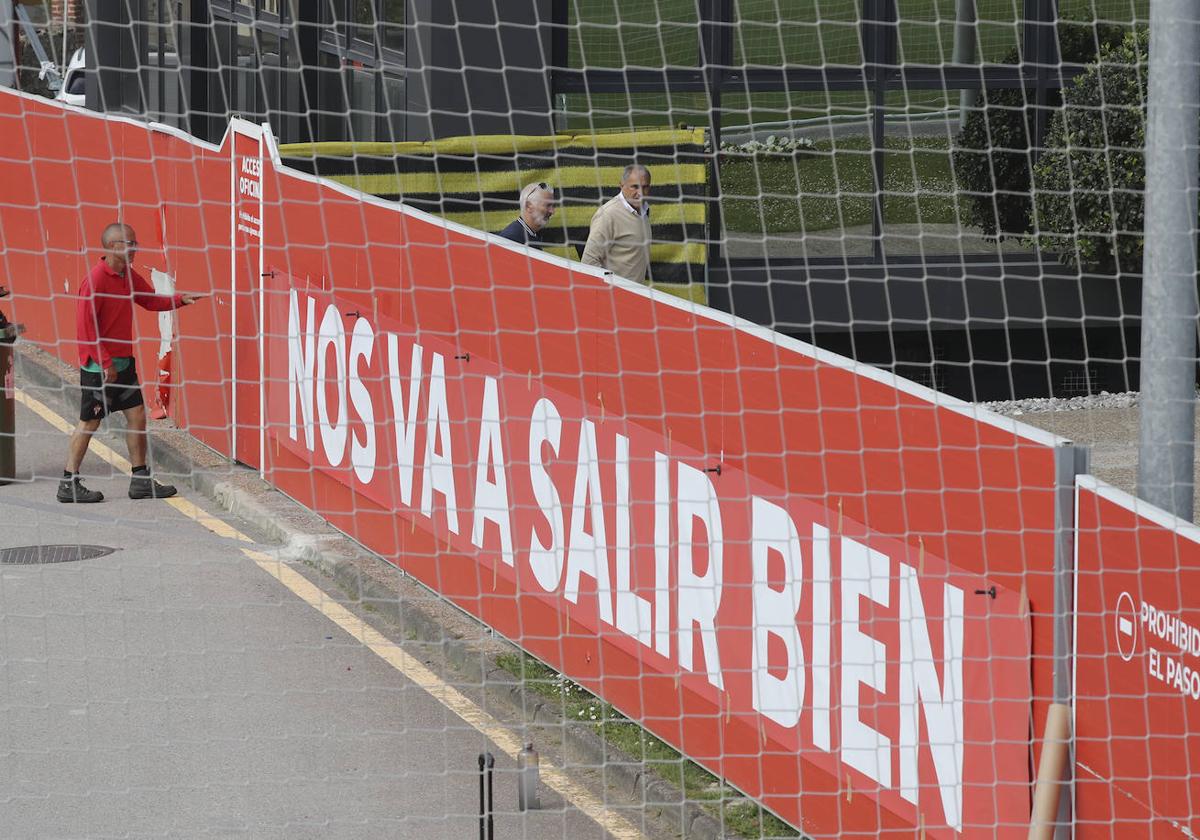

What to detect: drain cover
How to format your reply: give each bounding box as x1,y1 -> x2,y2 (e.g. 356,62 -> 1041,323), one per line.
0,545 -> 117,564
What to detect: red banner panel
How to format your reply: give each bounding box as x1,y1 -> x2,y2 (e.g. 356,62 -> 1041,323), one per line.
262,267 -> 1042,837
0,90 -> 234,455
1074,476 -> 1200,838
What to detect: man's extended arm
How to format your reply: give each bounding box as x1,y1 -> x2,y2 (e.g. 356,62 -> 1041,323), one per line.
130,270 -> 183,311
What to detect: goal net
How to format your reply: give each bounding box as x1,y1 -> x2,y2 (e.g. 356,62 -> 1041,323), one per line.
1,0 -> 1195,838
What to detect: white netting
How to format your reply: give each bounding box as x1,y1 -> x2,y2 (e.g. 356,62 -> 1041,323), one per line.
3,1 -> 1199,838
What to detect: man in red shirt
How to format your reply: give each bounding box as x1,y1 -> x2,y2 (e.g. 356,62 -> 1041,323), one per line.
59,223 -> 203,503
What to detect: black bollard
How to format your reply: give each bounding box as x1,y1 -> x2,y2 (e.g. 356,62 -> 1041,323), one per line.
486,752 -> 495,840
478,752 -> 496,840
0,288 -> 25,486
478,753 -> 486,840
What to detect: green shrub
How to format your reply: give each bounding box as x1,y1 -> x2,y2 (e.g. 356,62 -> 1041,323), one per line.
951,19 -> 1127,240
1031,28 -> 1151,272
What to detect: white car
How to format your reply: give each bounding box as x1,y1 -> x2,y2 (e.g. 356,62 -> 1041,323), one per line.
54,47 -> 85,107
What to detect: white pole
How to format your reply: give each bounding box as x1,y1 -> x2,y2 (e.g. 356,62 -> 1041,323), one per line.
258,127 -> 265,482
230,123 -> 238,463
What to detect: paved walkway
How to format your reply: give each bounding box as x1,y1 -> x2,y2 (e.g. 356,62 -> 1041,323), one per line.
0,392 -> 662,840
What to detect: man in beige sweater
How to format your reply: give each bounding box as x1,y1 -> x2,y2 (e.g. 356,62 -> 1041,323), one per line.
582,164 -> 652,284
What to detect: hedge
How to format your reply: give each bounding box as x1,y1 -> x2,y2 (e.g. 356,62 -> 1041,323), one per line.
951,19 -> 1128,241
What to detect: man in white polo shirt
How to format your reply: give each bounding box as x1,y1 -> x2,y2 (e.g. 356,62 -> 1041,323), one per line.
582,164 -> 652,284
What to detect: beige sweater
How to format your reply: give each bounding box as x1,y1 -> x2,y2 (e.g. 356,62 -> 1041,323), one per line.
581,195 -> 652,284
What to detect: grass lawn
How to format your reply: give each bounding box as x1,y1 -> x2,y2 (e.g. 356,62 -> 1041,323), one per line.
494,651 -> 803,839
720,135 -> 962,233
562,0 -> 1149,130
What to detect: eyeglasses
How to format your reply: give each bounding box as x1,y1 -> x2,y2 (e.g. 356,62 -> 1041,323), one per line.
113,240 -> 139,248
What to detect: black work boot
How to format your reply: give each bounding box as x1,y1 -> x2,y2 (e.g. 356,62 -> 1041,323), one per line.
57,474 -> 104,503
128,470 -> 177,500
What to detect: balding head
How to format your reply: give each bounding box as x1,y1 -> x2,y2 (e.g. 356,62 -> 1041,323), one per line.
100,222 -> 138,274
621,164 -> 651,184
619,164 -> 651,211
101,223 -> 133,248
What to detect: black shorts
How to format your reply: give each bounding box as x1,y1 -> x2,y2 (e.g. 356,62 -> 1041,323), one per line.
79,361 -> 143,421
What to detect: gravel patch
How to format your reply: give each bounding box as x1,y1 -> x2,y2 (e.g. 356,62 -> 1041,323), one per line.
981,391 -> 1141,416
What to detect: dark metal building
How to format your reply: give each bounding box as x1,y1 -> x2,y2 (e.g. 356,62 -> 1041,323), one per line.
85,0 -> 554,145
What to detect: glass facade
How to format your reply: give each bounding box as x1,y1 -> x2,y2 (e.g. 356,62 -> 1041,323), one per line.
205,0 -> 405,144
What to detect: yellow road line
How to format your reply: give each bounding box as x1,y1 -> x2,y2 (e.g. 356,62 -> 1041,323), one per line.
166,496 -> 254,542
16,389 -> 132,471
15,388 -> 252,542
245,547 -> 647,840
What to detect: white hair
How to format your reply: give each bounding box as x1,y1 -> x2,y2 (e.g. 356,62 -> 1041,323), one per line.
519,182 -> 553,208
621,164 -> 651,183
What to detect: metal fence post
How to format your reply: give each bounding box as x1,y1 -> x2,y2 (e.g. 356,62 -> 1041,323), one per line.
1137,0 -> 1200,521
1050,443 -> 1089,837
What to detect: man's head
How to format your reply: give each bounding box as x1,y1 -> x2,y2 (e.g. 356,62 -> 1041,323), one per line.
101,223 -> 138,274
519,182 -> 556,232
620,164 -> 651,210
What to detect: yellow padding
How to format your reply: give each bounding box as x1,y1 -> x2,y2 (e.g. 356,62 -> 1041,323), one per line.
280,127 -> 708,158
490,243 -> 705,265
541,245 -> 581,261
328,164 -> 708,196
479,242 -> 704,264
650,242 -> 707,264
445,203 -> 707,231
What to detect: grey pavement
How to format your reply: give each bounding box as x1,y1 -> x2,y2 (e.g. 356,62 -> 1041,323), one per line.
1016,404 -> 1200,522
0,396 -> 668,840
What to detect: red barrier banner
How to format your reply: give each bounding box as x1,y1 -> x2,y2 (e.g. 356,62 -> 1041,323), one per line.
0,89 -> 235,457
1074,476 -> 1200,838
265,273 -> 1035,837
0,89 -> 1070,838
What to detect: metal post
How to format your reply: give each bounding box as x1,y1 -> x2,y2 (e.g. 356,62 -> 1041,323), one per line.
1051,443 -> 1088,838
485,752 -> 495,840
862,0 -> 896,264
952,0 -> 976,127
699,0 -> 730,273
156,0 -> 164,121
477,751 -> 495,840
1137,0 -> 1200,521
0,286 -> 24,487
871,78 -> 886,263
0,340 -> 14,485
61,0 -> 68,78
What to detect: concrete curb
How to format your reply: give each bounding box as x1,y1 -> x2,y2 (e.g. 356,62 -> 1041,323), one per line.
13,343 -> 731,840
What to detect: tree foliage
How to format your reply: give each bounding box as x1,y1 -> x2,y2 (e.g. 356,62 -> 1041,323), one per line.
1031,28 -> 1151,273
951,20 -> 1128,241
